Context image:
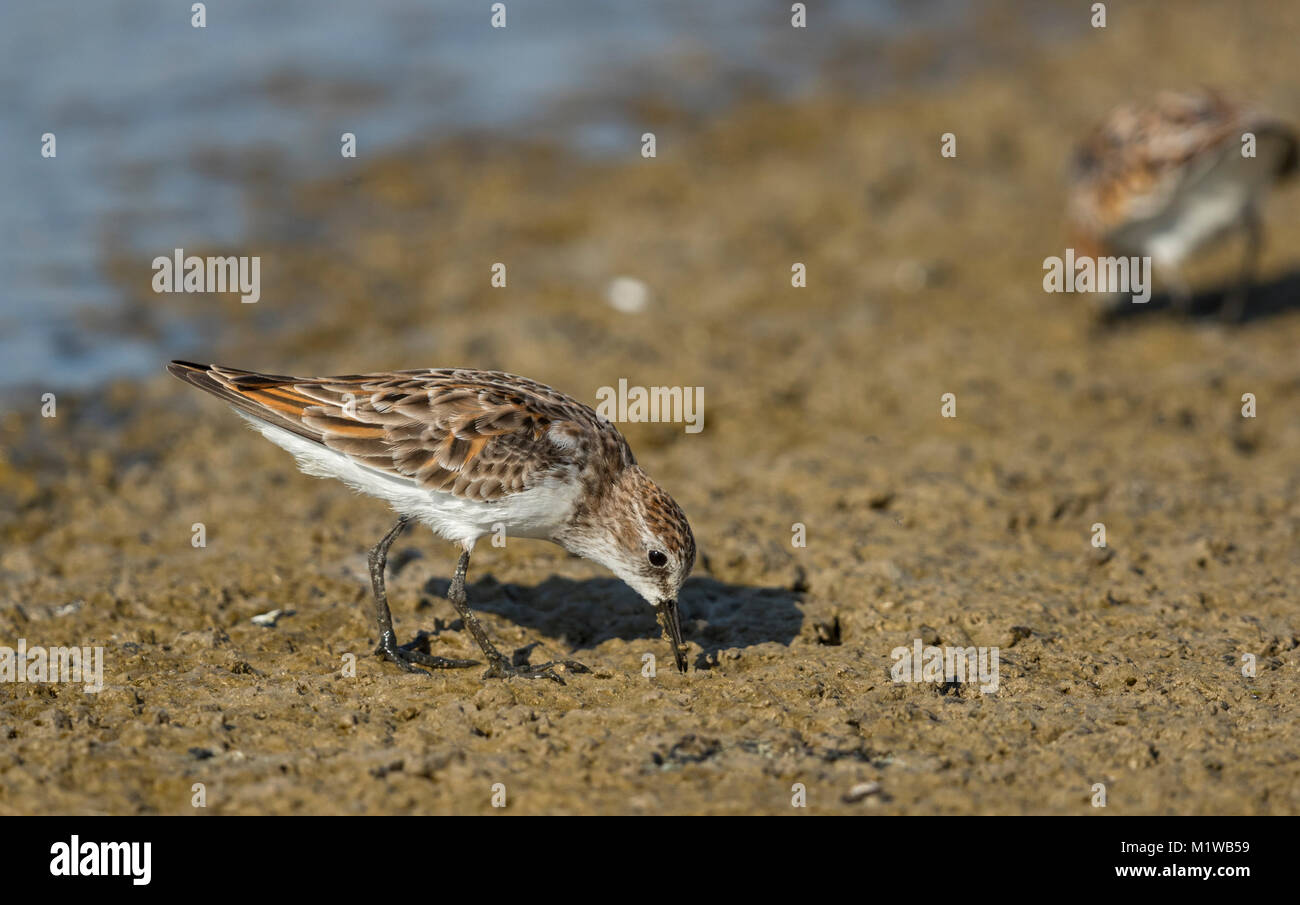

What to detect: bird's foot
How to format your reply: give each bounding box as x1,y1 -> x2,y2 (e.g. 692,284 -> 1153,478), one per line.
1219,288 -> 1248,324
481,643 -> 590,685
374,630 -> 479,674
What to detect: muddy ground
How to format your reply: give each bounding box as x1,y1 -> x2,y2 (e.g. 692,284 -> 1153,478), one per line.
3,0 -> 1299,814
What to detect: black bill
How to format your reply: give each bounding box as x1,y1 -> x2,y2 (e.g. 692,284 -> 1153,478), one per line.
656,599 -> 688,673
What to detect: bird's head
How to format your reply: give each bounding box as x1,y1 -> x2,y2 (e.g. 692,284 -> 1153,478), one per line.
559,466 -> 695,672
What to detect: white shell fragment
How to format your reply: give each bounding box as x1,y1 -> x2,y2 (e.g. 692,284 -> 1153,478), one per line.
605,276 -> 651,313
251,608 -> 293,627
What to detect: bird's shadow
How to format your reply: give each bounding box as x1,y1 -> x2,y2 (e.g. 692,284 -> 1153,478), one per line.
1097,267 -> 1300,325
417,571 -> 804,666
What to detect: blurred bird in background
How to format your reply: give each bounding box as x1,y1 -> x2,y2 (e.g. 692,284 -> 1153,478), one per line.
1069,89 -> 1298,321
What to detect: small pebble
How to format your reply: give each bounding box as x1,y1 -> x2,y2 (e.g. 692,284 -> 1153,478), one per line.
252,608 -> 293,627
606,276 -> 651,313
843,782 -> 882,803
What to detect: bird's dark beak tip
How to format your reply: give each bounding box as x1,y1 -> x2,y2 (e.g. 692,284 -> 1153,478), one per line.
657,599 -> 688,675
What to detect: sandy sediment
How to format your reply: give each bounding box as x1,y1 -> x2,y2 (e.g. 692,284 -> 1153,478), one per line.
2,0 -> 1299,814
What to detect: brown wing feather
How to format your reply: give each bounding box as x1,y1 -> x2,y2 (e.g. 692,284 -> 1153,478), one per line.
1069,90 -> 1297,237
167,360 -> 323,444
167,360 -> 630,501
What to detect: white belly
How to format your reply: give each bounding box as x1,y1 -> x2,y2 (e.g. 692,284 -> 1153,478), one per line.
239,412 -> 582,546
1112,136 -> 1290,267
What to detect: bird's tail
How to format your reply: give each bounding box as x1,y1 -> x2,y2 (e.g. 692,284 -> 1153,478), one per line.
166,360 -> 324,444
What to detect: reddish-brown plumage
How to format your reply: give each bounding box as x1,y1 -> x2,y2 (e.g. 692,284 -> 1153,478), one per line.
168,359 -> 697,676
1068,89 -> 1297,249
168,360 -> 635,502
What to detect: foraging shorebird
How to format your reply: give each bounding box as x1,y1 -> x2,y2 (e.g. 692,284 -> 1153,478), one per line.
1068,89 -> 1298,320
167,361 -> 695,682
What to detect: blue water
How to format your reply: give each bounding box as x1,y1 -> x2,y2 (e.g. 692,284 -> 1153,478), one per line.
0,0 -> 951,390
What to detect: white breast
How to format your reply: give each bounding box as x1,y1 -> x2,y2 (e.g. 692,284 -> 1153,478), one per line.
1113,139 -> 1289,267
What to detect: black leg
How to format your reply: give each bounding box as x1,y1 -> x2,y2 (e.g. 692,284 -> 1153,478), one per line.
1221,207 -> 1261,323
369,517 -> 478,674
444,549 -> 590,685
1164,264 -> 1193,317
1091,290 -> 1126,323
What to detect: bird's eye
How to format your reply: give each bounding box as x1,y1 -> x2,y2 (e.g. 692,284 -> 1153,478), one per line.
648,550 -> 668,567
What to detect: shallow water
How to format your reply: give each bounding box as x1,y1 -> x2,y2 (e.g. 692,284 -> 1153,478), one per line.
0,0 -> 961,391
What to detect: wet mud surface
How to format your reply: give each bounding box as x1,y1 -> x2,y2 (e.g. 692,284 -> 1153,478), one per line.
2,0 -> 1299,814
